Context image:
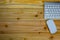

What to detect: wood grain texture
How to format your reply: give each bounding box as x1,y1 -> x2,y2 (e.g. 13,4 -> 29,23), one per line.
0,32 -> 60,40
0,0 -> 60,40
10,0 -> 43,4
43,0 -> 60,2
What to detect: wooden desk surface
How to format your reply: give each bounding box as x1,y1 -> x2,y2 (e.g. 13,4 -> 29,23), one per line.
0,0 -> 60,40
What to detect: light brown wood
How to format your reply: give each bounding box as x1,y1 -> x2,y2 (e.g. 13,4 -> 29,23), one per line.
0,32 -> 60,40
0,0 -> 60,40
43,0 -> 60,2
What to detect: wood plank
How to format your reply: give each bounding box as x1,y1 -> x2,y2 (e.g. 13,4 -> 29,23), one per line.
0,20 -> 60,33
0,20 -> 46,26
43,0 -> 60,2
0,0 -> 43,4
0,33 -> 50,40
0,0 -> 6,4
0,32 -> 60,40
0,4 -> 43,8
0,8 -> 43,21
0,8 -> 43,12
10,0 -> 43,4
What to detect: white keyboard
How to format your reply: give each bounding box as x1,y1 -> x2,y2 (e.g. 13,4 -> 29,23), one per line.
44,2 -> 60,19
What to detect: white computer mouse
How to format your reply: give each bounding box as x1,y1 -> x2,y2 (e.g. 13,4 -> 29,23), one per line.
47,20 -> 57,34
